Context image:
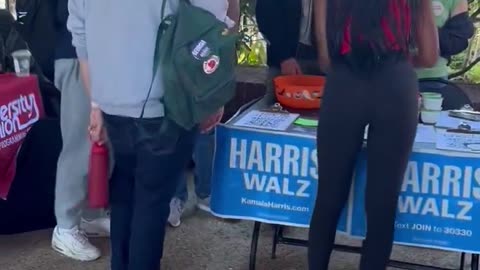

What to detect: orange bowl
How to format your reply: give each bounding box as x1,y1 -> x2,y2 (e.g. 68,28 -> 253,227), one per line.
273,75 -> 325,110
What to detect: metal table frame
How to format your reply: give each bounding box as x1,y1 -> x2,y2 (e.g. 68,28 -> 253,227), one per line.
228,97 -> 480,270
249,222 -> 479,270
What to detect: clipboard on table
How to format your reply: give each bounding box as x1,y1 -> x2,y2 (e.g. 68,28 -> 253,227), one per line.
436,126 -> 480,153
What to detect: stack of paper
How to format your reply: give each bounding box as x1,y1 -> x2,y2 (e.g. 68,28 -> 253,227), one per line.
436,111 -> 480,131
436,129 -> 480,153
234,110 -> 300,131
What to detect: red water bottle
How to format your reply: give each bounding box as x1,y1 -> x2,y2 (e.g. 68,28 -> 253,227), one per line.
88,143 -> 109,208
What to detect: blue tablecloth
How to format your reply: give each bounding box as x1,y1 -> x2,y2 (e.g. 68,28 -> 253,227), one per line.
211,97 -> 480,254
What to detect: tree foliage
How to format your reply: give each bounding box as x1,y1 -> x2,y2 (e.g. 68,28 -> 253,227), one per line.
237,0 -> 266,66
449,0 -> 480,82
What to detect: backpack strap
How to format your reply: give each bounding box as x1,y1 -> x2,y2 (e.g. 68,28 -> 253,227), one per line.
139,0 -> 169,118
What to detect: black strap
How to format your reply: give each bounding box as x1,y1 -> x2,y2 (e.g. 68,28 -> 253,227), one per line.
139,0 -> 168,118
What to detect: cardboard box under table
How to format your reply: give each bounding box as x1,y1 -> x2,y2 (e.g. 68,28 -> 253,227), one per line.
210,97 -> 480,270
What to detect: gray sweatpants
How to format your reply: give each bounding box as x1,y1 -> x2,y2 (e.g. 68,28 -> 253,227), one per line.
54,59 -> 104,229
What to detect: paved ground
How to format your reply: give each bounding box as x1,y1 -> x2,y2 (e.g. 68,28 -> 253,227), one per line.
0,210 -> 468,270
0,179 -> 469,270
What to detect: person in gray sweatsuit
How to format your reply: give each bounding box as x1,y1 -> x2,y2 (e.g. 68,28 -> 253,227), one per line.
51,0 -> 109,262
67,0 -> 225,269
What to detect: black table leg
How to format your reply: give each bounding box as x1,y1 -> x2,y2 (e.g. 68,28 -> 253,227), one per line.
460,253 -> 465,270
271,225 -> 281,259
249,221 -> 262,270
278,226 -> 285,238
253,223 -> 472,270
471,254 -> 479,270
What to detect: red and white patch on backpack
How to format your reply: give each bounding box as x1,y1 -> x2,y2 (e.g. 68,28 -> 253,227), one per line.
203,55 -> 220,75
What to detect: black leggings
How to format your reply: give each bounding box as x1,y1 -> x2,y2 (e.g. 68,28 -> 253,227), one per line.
308,59 -> 419,270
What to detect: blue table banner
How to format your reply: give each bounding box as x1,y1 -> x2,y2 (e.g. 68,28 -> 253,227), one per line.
351,151 -> 480,253
211,125 -> 349,231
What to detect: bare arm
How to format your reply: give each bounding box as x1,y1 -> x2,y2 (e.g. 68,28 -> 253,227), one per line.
78,59 -> 91,98
314,0 -> 330,73
452,0 -> 469,17
227,0 -> 240,32
413,0 -> 439,67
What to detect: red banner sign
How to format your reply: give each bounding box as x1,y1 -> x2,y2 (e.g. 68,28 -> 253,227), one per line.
0,74 -> 45,199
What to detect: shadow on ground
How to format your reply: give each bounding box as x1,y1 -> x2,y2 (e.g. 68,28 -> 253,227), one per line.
0,210 -> 467,270
0,174 -> 468,270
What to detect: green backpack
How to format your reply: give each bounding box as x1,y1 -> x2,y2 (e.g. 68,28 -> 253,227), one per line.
149,0 -> 238,130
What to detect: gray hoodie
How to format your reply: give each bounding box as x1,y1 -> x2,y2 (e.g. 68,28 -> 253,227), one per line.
67,0 -> 230,118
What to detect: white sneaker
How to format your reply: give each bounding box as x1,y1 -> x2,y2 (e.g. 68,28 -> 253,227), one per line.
168,197 -> 185,228
52,226 -> 101,261
197,197 -> 211,213
81,217 -> 110,238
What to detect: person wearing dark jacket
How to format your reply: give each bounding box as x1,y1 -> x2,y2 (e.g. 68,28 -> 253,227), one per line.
0,10 -> 35,74
50,0 -> 110,262
416,0 -> 474,106
16,0 -> 56,82
256,0 -> 321,77
0,9 -> 60,117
